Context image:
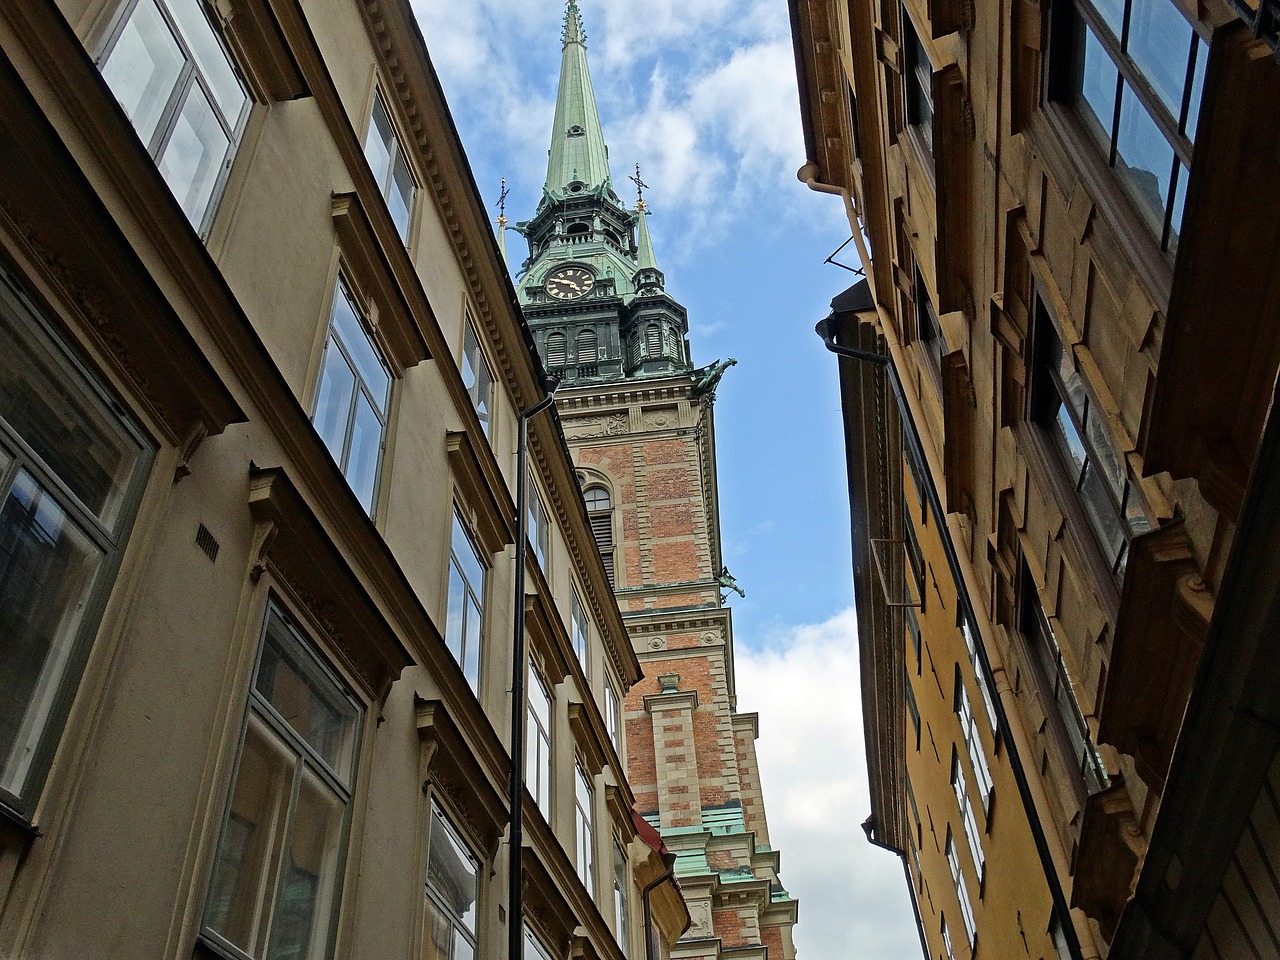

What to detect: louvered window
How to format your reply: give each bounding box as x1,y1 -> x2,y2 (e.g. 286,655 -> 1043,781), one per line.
546,332 -> 567,366
645,325 -> 661,358
576,329 -> 598,363
584,485 -> 615,585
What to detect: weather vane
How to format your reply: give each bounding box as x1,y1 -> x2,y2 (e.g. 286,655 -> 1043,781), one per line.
629,162 -> 649,210
495,177 -> 510,228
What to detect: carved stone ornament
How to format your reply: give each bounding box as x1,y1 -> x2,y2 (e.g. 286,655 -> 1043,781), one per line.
648,637 -> 665,650
565,412 -> 629,438
688,900 -> 713,936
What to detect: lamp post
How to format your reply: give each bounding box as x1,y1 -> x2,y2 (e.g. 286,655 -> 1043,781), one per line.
508,377 -> 560,960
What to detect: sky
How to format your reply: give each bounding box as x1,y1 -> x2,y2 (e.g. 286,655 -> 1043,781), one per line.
410,0 -> 919,955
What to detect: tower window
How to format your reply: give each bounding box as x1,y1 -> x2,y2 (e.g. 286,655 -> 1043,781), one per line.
645,325 -> 661,358
584,485 -> 615,585
576,329 -> 598,364
546,332 -> 567,366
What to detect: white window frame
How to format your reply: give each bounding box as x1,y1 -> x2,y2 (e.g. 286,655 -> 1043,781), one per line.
201,602 -> 363,960
604,676 -> 621,757
574,762 -> 595,893
946,829 -> 977,947
423,803 -> 480,960
446,509 -> 486,692
613,839 -> 631,956
527,485 -> 550,572
363,91 -> 416,243
956,676 -> 994,813
311,277 -> 391,514
951,749 -> 985,880
571,590 -> 588,667
97,0 -> 251,236
461,318 -> 494,439
526,668 -> 553,819
0,272 -> 152,817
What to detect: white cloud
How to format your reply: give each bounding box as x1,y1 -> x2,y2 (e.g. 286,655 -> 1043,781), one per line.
737,609 -> 921,958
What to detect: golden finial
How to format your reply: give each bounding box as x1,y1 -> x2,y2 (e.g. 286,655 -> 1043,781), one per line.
495,177 -> 510,228
629,162 -> 649,210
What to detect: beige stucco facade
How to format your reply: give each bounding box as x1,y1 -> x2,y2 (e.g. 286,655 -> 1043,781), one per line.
0,1 -> 689,958
793,0 -> 1280,957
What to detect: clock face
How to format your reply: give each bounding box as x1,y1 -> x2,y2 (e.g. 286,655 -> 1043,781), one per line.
545,266 -> 595,300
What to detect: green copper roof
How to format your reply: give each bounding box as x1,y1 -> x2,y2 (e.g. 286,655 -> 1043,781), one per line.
544,1 -> 612,195
635,204 -> 659,272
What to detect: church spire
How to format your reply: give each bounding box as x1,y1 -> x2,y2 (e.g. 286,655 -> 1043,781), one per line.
544,1 -> 612,195
630,163 -> 665,293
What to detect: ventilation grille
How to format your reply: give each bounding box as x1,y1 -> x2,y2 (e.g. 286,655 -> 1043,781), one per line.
195,523 -> 220,563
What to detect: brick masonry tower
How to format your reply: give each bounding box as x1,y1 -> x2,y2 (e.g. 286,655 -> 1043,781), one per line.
510,5 -> 799,957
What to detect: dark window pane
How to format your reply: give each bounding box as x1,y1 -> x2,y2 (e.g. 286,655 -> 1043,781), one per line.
1126,0 -> 1194,121
1115,82 -> 1175,231
1184,35 -> 1208,141
1078,24 -> 1118,151
0,469 -> 104,799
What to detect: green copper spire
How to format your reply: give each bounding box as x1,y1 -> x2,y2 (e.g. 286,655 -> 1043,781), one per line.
635,204 -> 658,271
544,1 -> 612,194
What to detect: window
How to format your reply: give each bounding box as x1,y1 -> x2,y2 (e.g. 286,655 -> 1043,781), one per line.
1049,0 -> 1208,252
203,604 -> 362,960
941,917 -> 957,960
902,490 -> 925,604
662,327 -> 680,362
526,669 -> 552,819
905,675 -> 921,750
571,590 -> 588,666
960,614 -> 999,735
574,762 -> 595,892
906,778 -> 924,887
584,485 -> 614,585
604,677 -> 621,756
527,486 -> 549,571
99,0 -> 250,234
951,749 -> 985,879
905,598 -> 922,674
423,804 -> 479,960
446,510 -> 485,691
901,8 -> 934,153
956,674 -> 994,813
546,332 -> 567,367
524,926 -> 554,960
914,269 -> 944,387
576,329 -> 598,364
363,93 -> 416,242
645,325 -> 660,358
613,841 -> 631,956
1031,304 -> 1150,578
312,278 -> 390,513
0,275 -> 151,817
461,319 -> 494,438
1019,565 -> 1108,796
946,829 -> 976,946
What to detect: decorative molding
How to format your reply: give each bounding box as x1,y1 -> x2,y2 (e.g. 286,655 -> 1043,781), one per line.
445,430 -> 515,553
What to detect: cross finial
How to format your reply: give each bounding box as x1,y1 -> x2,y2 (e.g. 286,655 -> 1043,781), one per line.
629,163 -> 649,210
495,177 -> 510,228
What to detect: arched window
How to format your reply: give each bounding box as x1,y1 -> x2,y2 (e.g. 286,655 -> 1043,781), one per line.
645,324 -> 661,358
583,485 -> 615,585
546,332 -> 567,366
576,329 -> 598,364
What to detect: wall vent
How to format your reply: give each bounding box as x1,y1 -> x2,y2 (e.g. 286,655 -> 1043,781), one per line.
195,523 -> 220,563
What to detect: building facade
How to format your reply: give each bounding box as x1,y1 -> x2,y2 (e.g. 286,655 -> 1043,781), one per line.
0,1 -> 689,959
509,8 -> 800,960
792,1 -> 1280,958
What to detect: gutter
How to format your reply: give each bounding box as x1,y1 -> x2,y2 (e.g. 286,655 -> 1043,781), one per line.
816,305 -> 1089,960
862,816 -> 930,959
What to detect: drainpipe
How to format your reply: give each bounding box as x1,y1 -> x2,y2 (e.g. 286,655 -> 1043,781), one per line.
509,379 -> 560,960
862,816 -> 930,960
816,317 -> 1087,960
640,851 -> 678,960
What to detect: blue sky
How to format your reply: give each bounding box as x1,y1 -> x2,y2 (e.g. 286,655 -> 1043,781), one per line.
412,0 -> 919,955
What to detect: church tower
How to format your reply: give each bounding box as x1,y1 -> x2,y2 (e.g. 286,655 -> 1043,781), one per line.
511,5 -> 799,957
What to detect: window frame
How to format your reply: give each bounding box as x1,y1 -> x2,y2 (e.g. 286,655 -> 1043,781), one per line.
603,674 -> 622,758
571,589 -> 589,669
1017,564 -> 1108,798
363,90 -> 417,244
1045,0 -> 1210,255
461,317 -> 495,440
446,508 -> 487,693
945,828 -> 977,947
97,0 -> 252,237
950,748 -> 986,884
573,760 -> 596,894
900,7 -> 936,159
955,672 -> 995,815
423,801 -> 481,960
612,838 -> 631,956
311,275 -> 392,515
527,484 -> 550,572
525,666 -> 553,820
200,600 -> 364,960
0,272 -> 154,820
584,484 -> 615,586
1028,298 -> 1150,582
